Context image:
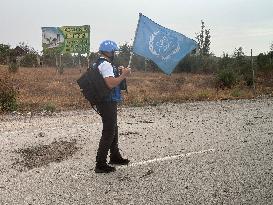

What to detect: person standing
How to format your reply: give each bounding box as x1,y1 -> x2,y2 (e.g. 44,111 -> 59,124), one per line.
94,40 -> 131,173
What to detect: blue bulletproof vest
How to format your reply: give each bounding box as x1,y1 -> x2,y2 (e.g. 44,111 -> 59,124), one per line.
92,58 -> 122,103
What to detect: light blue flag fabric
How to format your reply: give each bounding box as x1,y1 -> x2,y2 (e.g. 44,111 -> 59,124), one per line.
133,13 -> 197,75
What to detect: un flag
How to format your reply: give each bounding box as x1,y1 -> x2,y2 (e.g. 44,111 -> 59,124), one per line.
133,13 -> 197,75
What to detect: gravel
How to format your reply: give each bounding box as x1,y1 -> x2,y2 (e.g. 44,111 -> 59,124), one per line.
0,98 -> 273,204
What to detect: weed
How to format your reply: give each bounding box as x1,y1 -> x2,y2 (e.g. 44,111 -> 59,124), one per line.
0,74 -> 18,111
231,88 -> 241,98
8,62 -> 19,73
197,90 -> 210,100
44,102 -> 56,113
216,69 -> 237,88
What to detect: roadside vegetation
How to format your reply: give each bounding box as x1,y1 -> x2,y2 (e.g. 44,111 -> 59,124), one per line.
0,21 -> 272,113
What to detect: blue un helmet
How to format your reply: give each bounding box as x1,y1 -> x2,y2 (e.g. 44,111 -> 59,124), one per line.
99,40 -> 119,52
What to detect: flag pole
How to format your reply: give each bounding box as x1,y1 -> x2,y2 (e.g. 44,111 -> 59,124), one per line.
128,13 -> 142,68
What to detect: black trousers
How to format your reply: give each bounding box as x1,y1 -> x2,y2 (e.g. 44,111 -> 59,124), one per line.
95,102 -> 121,164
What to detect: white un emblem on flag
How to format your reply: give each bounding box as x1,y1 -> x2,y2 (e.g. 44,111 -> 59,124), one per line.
149,30 -> 181,61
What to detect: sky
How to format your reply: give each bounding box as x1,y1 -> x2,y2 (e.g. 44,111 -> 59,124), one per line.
0,0 -> 272,56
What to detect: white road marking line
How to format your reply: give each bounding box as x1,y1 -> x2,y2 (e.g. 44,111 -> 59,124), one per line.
118,148 -> 215,169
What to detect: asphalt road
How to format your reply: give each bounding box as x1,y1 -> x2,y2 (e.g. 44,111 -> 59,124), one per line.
0,98 -> 272,204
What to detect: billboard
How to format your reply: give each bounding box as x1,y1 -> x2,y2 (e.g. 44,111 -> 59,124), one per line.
42,25 -> 90,54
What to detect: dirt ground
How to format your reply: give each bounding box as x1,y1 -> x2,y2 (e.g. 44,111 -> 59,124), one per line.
0,98 -> 272,204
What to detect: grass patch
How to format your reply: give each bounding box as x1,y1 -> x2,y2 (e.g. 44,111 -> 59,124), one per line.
43,102 -> 56,113
231,88 -> 242,98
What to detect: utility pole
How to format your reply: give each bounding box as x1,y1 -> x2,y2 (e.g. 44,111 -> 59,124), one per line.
251,49 -> 256,96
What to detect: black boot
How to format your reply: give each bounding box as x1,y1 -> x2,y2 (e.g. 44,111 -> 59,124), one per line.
109,157 -> 130,165
95,163 -> 116,173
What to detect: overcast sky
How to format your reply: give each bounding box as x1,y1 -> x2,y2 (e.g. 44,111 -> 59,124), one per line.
0,0 -> 272,56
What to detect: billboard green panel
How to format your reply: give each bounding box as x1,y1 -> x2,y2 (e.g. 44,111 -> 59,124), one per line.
42,25 -> 90,54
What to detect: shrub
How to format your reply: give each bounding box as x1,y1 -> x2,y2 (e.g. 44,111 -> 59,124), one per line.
197,90 -> 210,100
8,62 -> 19,73
176,54 -> 218,73
20,53 -> 39,67
218,53 -> 233,70
0,74 -> 18,111
44,102 -> 56,113
238,63 -> 254,87
244,75 -> 254,87
0,43 -> 10,64
216,69 -> 237,88
231,88 -> 241,97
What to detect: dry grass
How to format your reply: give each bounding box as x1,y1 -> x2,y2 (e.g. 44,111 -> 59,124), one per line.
0,65 -> 272,112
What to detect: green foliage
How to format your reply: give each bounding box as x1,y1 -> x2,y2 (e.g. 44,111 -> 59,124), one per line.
219,48 -> 246,71
42,51 -> 89,68
218,53 -> 232,70
233,47 -> 247,67
176,54 -> 218,73
145,59 -> 159,72
257,52 -> 273,72
231,88 -> 242,97
20,53 -> 39,67
218,47 -> 254,87
0,75 -> 18,111
44,102 -> 56,113
8,62 -> 19,73
17,42 -> 30,54
115,43 -> 131,67
0,44 -> 10,64
175,54 -> 199,72
198,55 -> 218,73
216,69 -> 237,88
197,90 -> 210,100
244,74 -> 254,87
131,53 -> 145,70
114,43 -> 146,71
175,20 -> 215,73
196,20 -> 211,56
60,53 -> 74,68
16,42 -> 39,67
42,49 -> 59,67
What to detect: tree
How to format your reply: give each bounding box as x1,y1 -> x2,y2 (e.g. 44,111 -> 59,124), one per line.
233,47 -> 246,67
257,43 -> 273,72
42,49 -> 58,67
115,43 -> 131,67
17,42 -> 39,67
218,52 -> 232,70
0,44 -> 10,64
195,20 -> 211,56
192,20 -> 216,73
269,43 -> 273,65
257,53 -> 268,69
115,43 -> 146,71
